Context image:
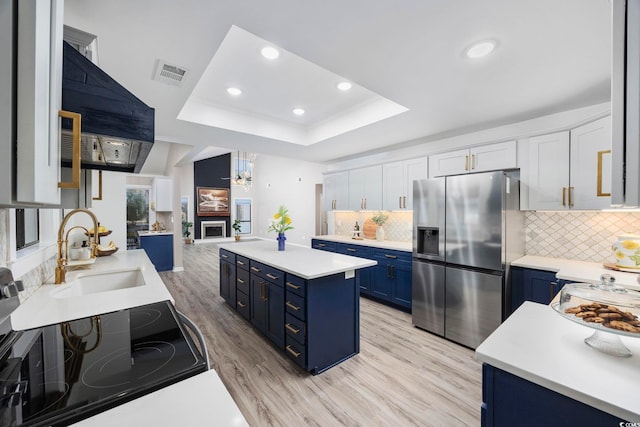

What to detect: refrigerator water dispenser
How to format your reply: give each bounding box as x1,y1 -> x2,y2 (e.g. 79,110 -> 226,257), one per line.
417,227 -> 439,256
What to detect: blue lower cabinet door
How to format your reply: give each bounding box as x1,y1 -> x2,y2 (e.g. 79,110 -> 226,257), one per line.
250,275 -> 267,334
266,282 -> 285,349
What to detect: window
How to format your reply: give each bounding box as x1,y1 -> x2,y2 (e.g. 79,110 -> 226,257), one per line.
126,187 -> 149,249
234,198 -> 252,234
16,208 -> 39,250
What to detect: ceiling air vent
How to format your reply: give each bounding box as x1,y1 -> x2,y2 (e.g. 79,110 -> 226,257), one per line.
152,59 -> 189,87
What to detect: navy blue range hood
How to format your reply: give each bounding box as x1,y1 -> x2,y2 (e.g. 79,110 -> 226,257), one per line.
61,41 -> 155,173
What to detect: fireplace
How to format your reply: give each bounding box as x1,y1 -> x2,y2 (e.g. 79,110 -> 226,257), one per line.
200,220 -> 226,239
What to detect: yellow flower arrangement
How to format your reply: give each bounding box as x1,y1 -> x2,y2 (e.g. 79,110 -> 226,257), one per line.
268,205 -> 294,234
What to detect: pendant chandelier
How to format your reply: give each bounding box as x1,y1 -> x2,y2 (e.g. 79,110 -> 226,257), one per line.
232,151 -> 254,191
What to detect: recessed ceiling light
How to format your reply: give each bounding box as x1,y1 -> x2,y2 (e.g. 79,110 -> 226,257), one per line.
227,87 -> 242,96
337,81 -> 352,91
465,40 -> 497,59
106,140 -> 127,146
261,46 -> 280,60
292,108 -> 305,116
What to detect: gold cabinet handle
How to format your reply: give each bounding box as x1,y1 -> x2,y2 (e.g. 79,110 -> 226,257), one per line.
260,282 -> 268,301
58,110 -> 81,189
399,196 -> 402,209
403,196 -> 407,209
221,253 -> 228,259
384,254 -> 398,259
286,345 -> 301,358
237,301 -> 246,308
347,248 -> 356,252
251,266 -> 261,273
237,260 -> 245,266
237,278 -> 245,284
569,186 -> 574,207
285,323 -> 300,334
464,155 -> 469,171
92,170 -> 103,200
286,282 -> 301,290
471,154 -> 475,170
266,273 -> 279,280
318,243 -> 326,247
286,301 -> 301,311
562,187 -> 567,206
597,150 -> 611,197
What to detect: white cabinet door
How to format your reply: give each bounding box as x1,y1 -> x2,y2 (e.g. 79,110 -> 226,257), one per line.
348,165 -> 382,211
154,177 -> 173,211
470,141 -> 517,173
570,116 -> 612,209
403,157 -> 428,209
428,149 -> 469,178
527,131 -> 570,210
323,171 -> 348,211
382,161 -> 404,210
15,0 -> 63,205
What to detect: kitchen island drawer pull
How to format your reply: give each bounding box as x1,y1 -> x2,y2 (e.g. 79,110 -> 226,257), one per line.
285,323 -> 300,334
347,248 -> 356,252
318,243 -> 326,247
384,254 -> 398,259
286,345 -> 301,358
237,301 -> 246,308
286,301 -> 301,311
251,266 -> 261,273
266,273 -> 279,280
286,282 -> 301,290
237,260 -> 245,266
237,278 -> 245,284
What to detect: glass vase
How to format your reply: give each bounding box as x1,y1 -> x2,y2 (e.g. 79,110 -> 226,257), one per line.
277,233 -> 286,251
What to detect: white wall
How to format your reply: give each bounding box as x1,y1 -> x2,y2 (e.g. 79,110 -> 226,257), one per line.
253,154 -> 325,245
87,171 -> 127,251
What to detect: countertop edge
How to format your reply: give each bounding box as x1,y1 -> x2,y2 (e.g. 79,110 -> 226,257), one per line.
476,302 -> 640,422
312,235 -> 411,252
218,241 -> 377,280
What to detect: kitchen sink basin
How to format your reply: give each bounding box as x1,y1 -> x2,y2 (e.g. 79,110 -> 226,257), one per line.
52,268 -> 146,298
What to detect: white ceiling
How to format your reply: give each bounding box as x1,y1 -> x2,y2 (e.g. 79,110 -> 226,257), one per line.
63,0 -> 612,165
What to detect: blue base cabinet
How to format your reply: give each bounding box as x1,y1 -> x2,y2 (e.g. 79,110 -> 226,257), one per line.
219,247 -> 359,374
249,260 -> 285,350
219,249 -> 236,307
311,238 -> 411,311
511,267 -> 567,313
370,248 -> 412,310
284,271 -> 359,374
139,234 -> 173,272
482,364 -> 626,426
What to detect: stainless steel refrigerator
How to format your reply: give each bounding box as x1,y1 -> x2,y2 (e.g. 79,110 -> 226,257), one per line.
412,171 -> 524,349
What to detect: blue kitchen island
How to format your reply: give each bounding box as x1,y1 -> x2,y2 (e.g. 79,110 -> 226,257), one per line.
218,240 -> 376,374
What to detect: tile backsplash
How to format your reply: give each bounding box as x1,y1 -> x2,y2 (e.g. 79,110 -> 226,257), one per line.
525,211 -> 640,264
331,209 -> 640,265
330,211 -> 413,242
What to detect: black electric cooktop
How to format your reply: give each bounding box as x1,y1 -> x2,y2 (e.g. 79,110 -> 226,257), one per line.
0,301 -> 207,426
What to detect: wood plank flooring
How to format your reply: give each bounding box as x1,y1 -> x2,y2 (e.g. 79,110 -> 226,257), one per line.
159,243 -> 482,426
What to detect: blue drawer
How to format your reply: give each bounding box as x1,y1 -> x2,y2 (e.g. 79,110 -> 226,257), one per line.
285,313 -> 306,345
285,274 -> 306,297
219,248 -> 235,263
286,292 -> 305,321
249,260 -> 284,287
236,268 -> 250,295
236,255 -> 250,270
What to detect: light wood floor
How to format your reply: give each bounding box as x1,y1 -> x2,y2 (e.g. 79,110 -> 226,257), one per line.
160,243 -> 482,426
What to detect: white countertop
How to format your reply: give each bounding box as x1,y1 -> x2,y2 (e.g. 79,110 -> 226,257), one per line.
512,255 -> 640,290
476,302 -> 640,422
218,240 -> 377,279
72,370 -> 248,427
312,235 -> 412,252
11,250 -> 174,330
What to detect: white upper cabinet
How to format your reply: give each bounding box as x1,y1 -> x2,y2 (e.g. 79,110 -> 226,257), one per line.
348,165 -> 382,211
527,131 -> 571,210
526,116 -> 611,210
17,0 -> 64,205
428,141 -> 517,178
154,177 -> 173,212
382,157 -> 428,210
0,0 -> 65,206
323,171 -> 348,211
569,116 -> 612,210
